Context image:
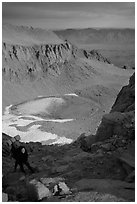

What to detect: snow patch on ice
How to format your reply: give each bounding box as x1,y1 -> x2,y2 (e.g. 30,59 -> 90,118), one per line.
64,93 -> 79,97
2,104 -> 74,145
50,137 -> 72,145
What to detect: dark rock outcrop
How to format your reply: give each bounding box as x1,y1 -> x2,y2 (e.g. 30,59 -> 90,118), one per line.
95,111 -> 134,142
2,133 -> 12,157
111,73 -> 135,113
95,73 -> 135,142
76,73 -> 135,185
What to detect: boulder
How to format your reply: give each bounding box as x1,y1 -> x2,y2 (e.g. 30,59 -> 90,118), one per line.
19,175 -> 26,181
29,179 -> 52,200
76,133 -> 96,151
40,177 -> 64,188
95,149 -> 104,157
11,137 -> 16,143
95,111 -> 134,142
53,181 -> 71,196
14,135 -> 21,141
101,143 -> 112,151
2,193 -> 8,202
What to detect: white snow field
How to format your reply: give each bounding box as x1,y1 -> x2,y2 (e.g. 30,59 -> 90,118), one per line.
2,98 -> 74,145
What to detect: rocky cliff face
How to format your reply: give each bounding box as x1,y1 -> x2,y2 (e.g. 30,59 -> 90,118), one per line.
111,73 -> 135,113
2,41 -> 73,82
55,28 -> 135,68
3,40 -> 111,83
95,73 -> 135,142
77,72 -> 135,152
4,24 -> 132,112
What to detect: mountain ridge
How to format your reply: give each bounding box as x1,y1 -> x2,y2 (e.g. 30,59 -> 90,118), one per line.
3,23 -> 63,46
54,28 -> 135,45
2,24 -> 133,141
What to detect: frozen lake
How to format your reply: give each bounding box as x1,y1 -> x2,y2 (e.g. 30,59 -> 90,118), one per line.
2,93 -> 98,145
2,96 -> 77,145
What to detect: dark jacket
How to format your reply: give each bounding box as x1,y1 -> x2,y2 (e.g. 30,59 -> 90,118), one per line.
11,145 -> 28,163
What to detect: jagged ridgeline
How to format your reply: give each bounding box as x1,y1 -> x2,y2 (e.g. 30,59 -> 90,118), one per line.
3,24 -> 110,83
2,24 -> 132,111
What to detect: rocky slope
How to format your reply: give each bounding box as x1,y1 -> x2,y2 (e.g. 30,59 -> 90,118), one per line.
2,40 -> 110,83
2,73 -> 135,202
3,23 -> 63,46
2,25 -> 134,201
3,25 -> 116,111
95,73 -> 135,142
111,73 -> 135,112
3,24 -> 133,144
77,73 -> 135,186
55,28 -> 135,68
3,24 -> 133,110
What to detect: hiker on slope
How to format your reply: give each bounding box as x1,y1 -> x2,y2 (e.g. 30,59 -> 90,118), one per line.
7,135 -> 34,174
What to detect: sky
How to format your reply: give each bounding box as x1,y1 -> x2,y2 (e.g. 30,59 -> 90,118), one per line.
2,2 -> 135,29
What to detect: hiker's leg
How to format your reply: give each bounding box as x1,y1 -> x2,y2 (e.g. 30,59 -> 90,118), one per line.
19,162 -> 26,173
14,160 -> 18,172
24,161 -> 34,173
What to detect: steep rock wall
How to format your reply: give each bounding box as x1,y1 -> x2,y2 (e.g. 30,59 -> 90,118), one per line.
2,41 -> 73,82
3,40 -> 111,83
95,73 -> 135,142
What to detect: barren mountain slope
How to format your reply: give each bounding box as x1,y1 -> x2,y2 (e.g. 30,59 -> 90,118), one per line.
3,23 -> 63,46
2,25 -> 132,110
2,74 -> 135,201
2,24 -> 133,143
55,28 -> 135,68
